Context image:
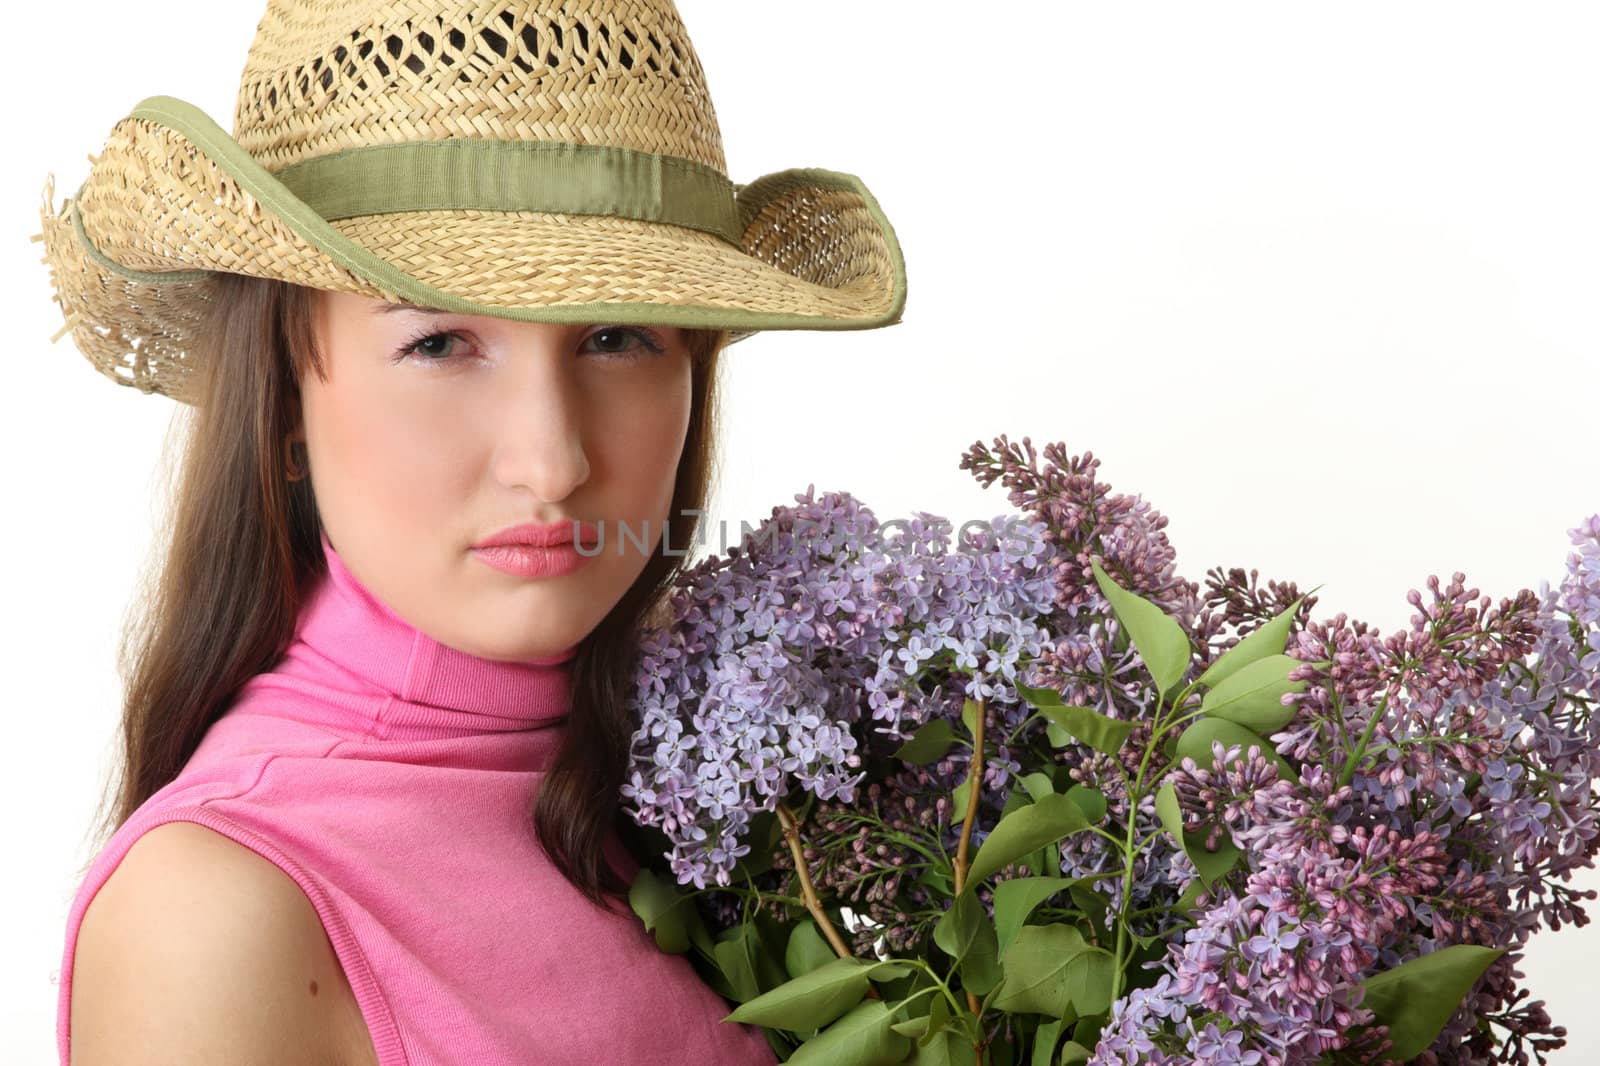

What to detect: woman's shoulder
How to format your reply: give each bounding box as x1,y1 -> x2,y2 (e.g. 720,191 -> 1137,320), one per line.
67,821 -> 376,1066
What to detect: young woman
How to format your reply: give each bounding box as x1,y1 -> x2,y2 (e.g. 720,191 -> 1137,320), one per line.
34,1 -> 907,1062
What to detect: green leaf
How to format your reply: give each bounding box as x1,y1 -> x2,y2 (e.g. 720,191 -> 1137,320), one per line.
909,1027 -> 978,1065
1057,1040 -> 1093,1065
1062,947 -> 1116,1017
752,911 -> 792,990
762,1027 -> 793,1061
888,985 -> 949,1042
1014,681 -> 1066,707
699,951 -> 737,1001
1196,596 -> 1305,688
1015,680 -> 1135,758
1032,703 -> 1136,759
714,925 -> 762,1002
891,992 -> 953,1045
787,999 -> 914,1066
922,993 -> 951,1046
962,698 -> 982,737
1357,945 -> 1507,1060
726,956 -> 908,1031
1155,781 -> 1241,889
917,864 -> 955,898
688,915 -> 716,959
933,890 -> 1002,996
1174,716 -> 1300,785
966,793 -> 1091,888
626,867 -> 692,954
992,924 -> 1091,1018
1070,1018 -> 1102,1050
1154,780 -> 1190,839
786,920 -> 837,979
1062,785 -> 1107,826
1198,653 -> 1307,733
952,777 -> 972,826
992,876 -> 1075,955
1020,771 -> 1055,802
1031,1018 -> 1063,1066
1066,883 -> 1109,943
1190,838 -> 1248,889
1089,560 -> 1192,700
895,717 -> 958,765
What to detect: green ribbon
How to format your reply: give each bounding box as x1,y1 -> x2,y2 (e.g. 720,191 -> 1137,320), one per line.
268,137 -> 743,246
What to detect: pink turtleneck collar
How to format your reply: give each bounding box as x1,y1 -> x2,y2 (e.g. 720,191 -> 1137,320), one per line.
229,529 -> 578,742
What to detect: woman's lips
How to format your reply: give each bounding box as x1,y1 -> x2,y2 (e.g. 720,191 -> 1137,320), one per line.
469,543 -> 594,578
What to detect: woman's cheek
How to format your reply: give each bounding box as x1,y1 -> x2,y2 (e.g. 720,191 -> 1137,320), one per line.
624,416 -> 687,520
323,398 -> 458,529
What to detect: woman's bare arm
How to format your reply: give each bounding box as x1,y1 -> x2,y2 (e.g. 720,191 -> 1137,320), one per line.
69,821 -> 374,1066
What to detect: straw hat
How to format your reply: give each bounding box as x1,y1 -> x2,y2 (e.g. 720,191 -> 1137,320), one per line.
32,0 -> 908,406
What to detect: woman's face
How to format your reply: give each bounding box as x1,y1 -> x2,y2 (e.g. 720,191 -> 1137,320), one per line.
297,289 -> 695,662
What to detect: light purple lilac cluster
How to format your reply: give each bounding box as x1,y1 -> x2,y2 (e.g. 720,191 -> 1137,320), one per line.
961,440 -> 1222,922
1090,518 -> 1600,1066
1091,754 -> 1448,1065
620,485 -> 1058,889
719,439 -> 1224,943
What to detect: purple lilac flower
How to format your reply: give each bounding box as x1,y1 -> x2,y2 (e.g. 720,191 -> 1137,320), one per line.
622,486 -> 1058,888
1094,516 -> 1600,1066
1091,771 -> 1447,1065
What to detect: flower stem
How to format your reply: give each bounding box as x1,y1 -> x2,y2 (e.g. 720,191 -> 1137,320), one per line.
1107,680 -> 1197,1004
952,705 -> 985,896
774,801 -> 857,961
951,699 -> 988,1065
1110,760 -> 1138,1005
1338,686 -> 1393,790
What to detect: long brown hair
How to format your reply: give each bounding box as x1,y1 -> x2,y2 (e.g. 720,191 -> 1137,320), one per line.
82,271 -> 726,908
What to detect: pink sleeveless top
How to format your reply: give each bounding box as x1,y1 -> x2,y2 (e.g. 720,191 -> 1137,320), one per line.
56,530 -> 775,1065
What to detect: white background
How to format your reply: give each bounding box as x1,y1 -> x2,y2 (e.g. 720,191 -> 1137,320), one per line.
6,1 -> 1597,1060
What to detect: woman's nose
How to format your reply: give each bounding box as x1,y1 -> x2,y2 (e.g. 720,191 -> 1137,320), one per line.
490,364 -> 591,503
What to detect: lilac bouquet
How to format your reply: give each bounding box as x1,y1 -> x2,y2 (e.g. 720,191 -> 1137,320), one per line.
620,436 -> 1599,1066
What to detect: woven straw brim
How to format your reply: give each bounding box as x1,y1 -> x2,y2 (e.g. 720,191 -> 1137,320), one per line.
34,95 -> 907,406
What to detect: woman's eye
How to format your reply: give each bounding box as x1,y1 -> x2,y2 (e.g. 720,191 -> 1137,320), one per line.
583,326 -> 666,360
396,330 -> 466,363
